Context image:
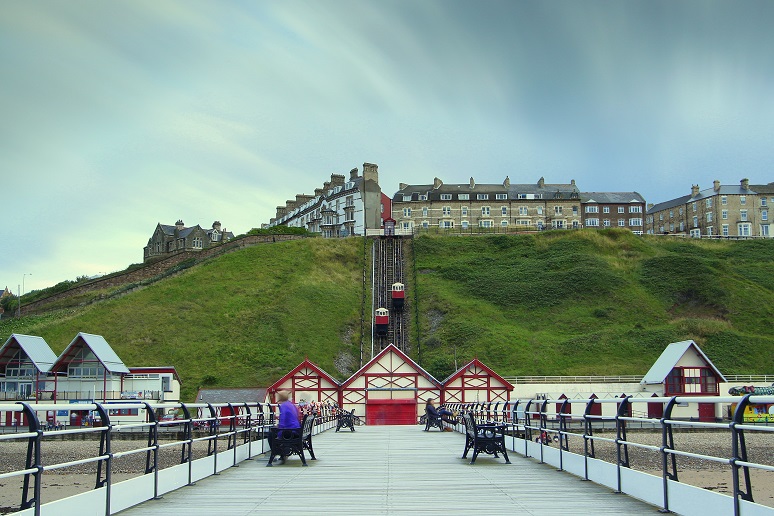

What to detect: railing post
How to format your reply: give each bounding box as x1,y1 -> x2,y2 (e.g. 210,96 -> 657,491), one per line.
179,402 -> 195,486
204,403 -> 219,475
538,400 -> 548,464
142,402 -> 162,500
730,393 -> 754,516
557,398 -> 570,471
243,403 -> 254,460
660,396 -> 679,513
93,402 -> 113,514
582,398 -> 597,481
614,396 -> 631,494
18,402 -> 42,516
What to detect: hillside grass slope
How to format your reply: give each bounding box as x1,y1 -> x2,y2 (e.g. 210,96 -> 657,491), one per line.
414,230 -> 774,379
2,230 -> 772,400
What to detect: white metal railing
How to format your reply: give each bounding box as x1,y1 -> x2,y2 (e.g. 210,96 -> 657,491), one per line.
503,374 -> 774,385
445,394 -> 774,516
0,400 -> 339,515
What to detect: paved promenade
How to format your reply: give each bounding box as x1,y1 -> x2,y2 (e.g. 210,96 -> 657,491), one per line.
119,425 -> 658,515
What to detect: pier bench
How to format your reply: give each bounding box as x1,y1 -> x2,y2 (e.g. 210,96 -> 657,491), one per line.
336,409 -> 358,432
461,412 -> 510,464
422,407 -> 445,431
267,414 -> 316,466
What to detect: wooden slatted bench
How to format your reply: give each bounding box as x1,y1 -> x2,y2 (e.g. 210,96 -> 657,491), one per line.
267,413 -> 316,466
461,412 -> 510,464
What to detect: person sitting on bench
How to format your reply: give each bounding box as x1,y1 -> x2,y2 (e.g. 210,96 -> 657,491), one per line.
426,398 -> 457,431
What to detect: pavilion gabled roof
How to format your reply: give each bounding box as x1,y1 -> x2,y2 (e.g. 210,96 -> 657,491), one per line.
641,340 -> 726,385
267,358 -> 341,393
441,358 -> 513,391
0,334 -> 57,373
52,332 -> 130,374
340,344 -> 442,389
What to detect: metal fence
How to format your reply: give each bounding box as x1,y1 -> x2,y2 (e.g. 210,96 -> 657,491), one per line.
0,400 -> 339,515
445,394 -> 774,516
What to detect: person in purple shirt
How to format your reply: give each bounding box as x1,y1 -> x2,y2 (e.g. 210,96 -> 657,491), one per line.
277,390 -> 301,429
269,390 -> 301,465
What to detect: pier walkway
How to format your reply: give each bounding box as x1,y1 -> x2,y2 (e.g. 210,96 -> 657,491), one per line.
119,425 -> 656,515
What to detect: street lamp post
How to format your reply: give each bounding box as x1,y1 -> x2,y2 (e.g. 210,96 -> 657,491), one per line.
18,273 -> 31,317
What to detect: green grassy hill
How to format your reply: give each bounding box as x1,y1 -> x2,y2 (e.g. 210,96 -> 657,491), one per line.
2,230 -> 772,400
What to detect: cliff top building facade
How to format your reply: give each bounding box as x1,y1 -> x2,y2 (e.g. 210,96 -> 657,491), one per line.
646,179 -> 773,238
392,176 -> 645,233
267,163 -> 386,237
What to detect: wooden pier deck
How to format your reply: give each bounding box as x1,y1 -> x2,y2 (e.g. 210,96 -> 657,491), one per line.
118,425 -> 658,515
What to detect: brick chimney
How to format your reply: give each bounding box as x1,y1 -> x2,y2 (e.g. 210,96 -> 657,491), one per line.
350,168 -> 359,180
176,220 -> 184,230
470,177 -> 475,188
537,177 -> 545,188
691,184 -> 700,197
503,176 -> 510,188
713,180 -> 721,191
399,183 -> 408,190
741,178 -> 749,190
433,177 -> 443,189
331,174 -> 345,186
212,221 -> 221,231
315,188 -> 324,197
363,163 -> 379,184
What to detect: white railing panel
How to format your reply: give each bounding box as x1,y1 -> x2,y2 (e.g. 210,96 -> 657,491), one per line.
158,462 -> 189,496
561,451 -> 586,478
666,478 -> 734,515
620,467 -> 662,507
110,474 -> 154,513
191,455 -> 215,483
585,457 -> 618,490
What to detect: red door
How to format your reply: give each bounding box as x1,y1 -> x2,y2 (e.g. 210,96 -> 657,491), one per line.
366,400 -> 416,425
698,403 -> 716,422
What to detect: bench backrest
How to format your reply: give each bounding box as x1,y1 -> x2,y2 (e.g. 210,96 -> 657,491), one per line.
462,412 -> 476,438
301,413 -> 315,438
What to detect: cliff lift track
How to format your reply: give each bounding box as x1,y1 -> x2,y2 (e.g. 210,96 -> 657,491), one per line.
371,237 -> 408,357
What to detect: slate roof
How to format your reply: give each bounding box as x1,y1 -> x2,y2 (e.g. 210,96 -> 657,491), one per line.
0,334 -> 57,372
647,182 -> 774,215
52,332 -> 130,374
641,340 -> 726,385
394,177 -> 580,201
581,192 -> 646,204
196,387 -> 267,403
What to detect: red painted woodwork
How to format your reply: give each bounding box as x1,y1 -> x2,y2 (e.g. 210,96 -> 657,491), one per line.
366,399 -> 416,425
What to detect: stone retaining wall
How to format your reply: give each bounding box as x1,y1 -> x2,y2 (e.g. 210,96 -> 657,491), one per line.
23,234 -> 306,315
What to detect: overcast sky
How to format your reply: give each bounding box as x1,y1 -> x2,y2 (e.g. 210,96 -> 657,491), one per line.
2,0 -> 773,294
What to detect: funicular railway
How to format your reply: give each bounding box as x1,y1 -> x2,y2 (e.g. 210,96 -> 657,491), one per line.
371,236 -> 408,356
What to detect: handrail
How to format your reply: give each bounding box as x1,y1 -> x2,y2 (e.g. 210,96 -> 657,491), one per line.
0,399 -> 339,515
503,374 -> 774,384
453,395 -> 774,516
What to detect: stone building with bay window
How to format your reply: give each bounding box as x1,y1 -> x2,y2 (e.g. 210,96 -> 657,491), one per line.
144,220 -> 234,262
392,176 -> 584,232
645,178 -> 773,238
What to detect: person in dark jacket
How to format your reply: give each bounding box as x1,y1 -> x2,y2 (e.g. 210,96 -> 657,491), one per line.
426,398 -> 456,431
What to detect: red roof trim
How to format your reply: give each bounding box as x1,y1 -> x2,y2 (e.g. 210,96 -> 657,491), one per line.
443,358 -> 513,391
340,344 -> 441,390
266,358 -> 340,393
